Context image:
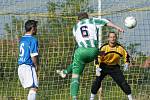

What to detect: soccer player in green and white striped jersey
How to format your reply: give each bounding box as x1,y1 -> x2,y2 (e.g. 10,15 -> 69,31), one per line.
56,12 -> 124,100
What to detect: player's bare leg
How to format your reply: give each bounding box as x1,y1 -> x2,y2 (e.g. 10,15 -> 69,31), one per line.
28,88 -> 37,100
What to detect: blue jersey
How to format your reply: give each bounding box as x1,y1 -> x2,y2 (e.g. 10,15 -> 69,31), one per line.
18,34 -> 38,65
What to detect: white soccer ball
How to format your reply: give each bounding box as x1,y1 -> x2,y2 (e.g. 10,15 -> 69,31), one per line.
124,16 -> 137,29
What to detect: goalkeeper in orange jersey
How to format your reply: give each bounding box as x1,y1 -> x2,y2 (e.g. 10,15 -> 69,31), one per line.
90,32 -> 133,100
56,12 -> 124,100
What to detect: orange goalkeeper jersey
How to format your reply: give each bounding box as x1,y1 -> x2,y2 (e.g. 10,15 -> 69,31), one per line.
95,43 -> 130,66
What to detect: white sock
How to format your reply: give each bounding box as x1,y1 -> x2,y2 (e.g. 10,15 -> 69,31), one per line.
127,94 -> 133,100
72,96 -> 77,100
90,93 -> 96,100
28,90 -> 37,100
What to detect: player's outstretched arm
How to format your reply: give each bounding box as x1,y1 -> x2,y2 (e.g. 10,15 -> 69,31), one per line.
107,21 -> 124,33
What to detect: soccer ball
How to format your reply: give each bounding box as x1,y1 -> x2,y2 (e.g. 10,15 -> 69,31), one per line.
124,16 -> 137,29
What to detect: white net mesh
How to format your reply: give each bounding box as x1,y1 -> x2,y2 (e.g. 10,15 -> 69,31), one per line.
0,0 -> 149,100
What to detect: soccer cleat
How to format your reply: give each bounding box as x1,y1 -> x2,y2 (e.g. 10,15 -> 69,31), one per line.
56,70 -> 66,78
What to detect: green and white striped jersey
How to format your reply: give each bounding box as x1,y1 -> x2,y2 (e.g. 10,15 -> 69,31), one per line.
73,18 -> 109,48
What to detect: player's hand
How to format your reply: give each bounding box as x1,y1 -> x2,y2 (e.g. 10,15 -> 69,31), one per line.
96,67 -> 102,76
117,27 -> 124,33
123,63 -> 129,71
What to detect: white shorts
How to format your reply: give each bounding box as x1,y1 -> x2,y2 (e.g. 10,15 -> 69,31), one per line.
18,64 -> 38,88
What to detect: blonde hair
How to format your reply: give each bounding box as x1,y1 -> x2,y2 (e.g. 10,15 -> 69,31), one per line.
108,32 -> 118,38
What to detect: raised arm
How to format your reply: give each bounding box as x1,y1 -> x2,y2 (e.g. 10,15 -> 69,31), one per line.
93,18 -> 124,32
107,21 -> 124,32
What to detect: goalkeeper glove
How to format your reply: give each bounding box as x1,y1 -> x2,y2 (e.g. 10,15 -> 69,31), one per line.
124,63 -> 129,71
96,65 -> 102,76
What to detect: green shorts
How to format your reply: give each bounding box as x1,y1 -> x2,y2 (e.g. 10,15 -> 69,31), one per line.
72,47 -> 99,75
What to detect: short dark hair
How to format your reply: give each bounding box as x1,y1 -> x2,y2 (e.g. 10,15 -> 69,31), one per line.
77,12 -> 89,20
25,20 -> 38,32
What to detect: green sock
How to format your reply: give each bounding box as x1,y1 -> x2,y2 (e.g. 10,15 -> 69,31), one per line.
63,64 -> 73,74
70,78 -> 79,100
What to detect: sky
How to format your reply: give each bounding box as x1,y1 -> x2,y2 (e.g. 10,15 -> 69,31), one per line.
0,0 -> 49,35
0,0 -> 48,14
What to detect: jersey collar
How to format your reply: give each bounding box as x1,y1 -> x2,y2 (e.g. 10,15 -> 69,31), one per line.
23,34 -> 32,37
24,34 -> 32,35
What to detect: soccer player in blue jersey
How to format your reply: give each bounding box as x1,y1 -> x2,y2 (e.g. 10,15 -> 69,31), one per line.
18,20 -> 39,100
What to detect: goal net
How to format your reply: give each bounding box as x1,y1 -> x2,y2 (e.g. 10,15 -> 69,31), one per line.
0,0 -> 149,100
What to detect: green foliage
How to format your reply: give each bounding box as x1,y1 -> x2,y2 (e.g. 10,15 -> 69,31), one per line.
4,16 -> 24,40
